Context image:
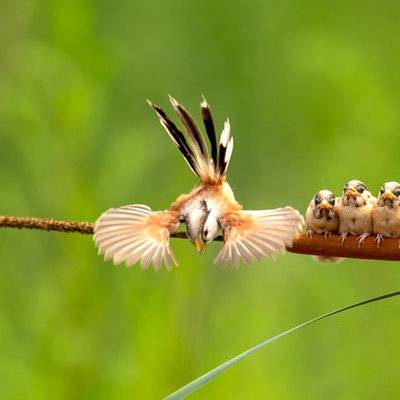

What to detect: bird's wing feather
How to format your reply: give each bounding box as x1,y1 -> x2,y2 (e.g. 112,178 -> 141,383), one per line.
94,205 -> 179,270
215,207 -> 303,267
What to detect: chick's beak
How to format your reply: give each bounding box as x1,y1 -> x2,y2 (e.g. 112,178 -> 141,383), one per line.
194,239 -> 205,253
345,188 -> 357,198
383,192 -> 396,201
319,200 -> 332,210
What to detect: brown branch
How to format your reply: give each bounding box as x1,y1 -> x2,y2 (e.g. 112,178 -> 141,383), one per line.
0,215 -> 94,234
1,215 -> 400,261
288,234 -> 400,261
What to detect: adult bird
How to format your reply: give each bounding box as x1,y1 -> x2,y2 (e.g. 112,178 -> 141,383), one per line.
94,97 -> 303,270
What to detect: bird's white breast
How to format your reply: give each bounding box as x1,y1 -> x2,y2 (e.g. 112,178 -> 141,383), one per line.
338,204 -> 373,234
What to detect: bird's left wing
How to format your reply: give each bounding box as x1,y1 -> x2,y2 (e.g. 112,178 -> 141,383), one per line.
94,205 -> 180,270
215,207 -> 303,267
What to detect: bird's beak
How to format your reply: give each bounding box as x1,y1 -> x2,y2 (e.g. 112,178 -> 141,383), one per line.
345,188 -> 357,198
319,200 -> 332,210
194,239 -> 205,253
383,192 -> 396,201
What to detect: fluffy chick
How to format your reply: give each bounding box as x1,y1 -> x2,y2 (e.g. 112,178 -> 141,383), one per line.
306,190 -> 340,262
372,181 -> 400,247
306,190 -> 338,237
336,179 -> 376,245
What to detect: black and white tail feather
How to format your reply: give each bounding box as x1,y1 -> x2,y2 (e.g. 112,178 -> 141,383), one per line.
147,96 -> 233,182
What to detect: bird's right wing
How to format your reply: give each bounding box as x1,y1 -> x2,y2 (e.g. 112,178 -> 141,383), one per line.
94,205 -> 180,270
215,207 -> 303,267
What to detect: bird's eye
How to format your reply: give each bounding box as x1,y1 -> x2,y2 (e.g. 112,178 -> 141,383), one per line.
394,189 -> 400,197
329,198 -> 335,206
380,187 -> 385,195
343,184 -> 348,193
203,229 -> 209,239
314,195 -> 321,205
357,186 -> 365,193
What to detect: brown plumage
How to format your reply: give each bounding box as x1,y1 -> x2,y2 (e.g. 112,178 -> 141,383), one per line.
94,97 -> 303,270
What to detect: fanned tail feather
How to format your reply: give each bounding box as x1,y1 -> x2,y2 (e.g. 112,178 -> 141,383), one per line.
201,98 -> 218,168
148,96 -> 234,183
218,119 -> 233,177
146,100 -> 199,176
169,96 -> 208,159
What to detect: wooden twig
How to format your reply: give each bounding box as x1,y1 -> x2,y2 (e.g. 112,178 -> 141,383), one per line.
288,234 -> 400,261
1,215 -> 400,261
0,215 -> 94,234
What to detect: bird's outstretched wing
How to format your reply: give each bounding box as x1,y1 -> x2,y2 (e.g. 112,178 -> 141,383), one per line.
215,207 -> 303,267
94,205 -> 180,270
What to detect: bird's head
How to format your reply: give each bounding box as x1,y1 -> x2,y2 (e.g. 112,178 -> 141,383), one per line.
184,199 -> 220,253
312,190 -> 336,219
377,181 -> 400,208
341,180 -> 371,207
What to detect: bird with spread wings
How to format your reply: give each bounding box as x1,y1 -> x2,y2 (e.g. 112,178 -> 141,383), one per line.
94,97 -> 303,270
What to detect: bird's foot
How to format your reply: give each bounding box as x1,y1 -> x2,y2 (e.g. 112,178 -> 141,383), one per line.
340,232 -> 348,245
306,230 -> 313,238
374,234 -> 384,248
324,231 -> 332,239
357,233 -> 370,247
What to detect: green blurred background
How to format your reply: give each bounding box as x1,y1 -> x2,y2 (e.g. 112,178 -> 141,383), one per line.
1,1 -> 400,399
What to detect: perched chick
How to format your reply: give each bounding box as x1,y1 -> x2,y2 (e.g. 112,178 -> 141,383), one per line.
336,180 -> 376,245
372,181 -> 400,247
306,190 -> 338,237
93,97 -> 303,270
306,190 -> 341,262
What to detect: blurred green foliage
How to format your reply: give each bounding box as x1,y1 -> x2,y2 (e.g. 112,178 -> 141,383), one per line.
1,1 -> 400,399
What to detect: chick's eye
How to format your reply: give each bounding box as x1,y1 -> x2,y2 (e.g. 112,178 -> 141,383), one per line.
357,186 -> 365,193
203,229 -> 209,238
394,189 -> 400,196
329,198 -> 335,206
380,187 -> 385,195
343,184 -> 348,193
314,196 -> 321,205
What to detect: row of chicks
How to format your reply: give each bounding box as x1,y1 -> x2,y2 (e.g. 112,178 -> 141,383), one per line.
305,180 -> 400,246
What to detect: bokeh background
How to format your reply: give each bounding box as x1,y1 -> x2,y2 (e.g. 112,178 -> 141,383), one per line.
1,1 -> 400,399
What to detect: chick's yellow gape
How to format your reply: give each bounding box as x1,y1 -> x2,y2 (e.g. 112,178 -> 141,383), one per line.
94,97 -> 303,270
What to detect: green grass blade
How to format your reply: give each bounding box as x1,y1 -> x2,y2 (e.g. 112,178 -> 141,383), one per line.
163,290 -> 400,400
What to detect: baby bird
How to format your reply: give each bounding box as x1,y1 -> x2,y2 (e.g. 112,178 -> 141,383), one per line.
336,179 -> 376,245
372,181 -> 400,247
93,97 -> 303,270
306,190 -> 339,237
306,190 -> 340,263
